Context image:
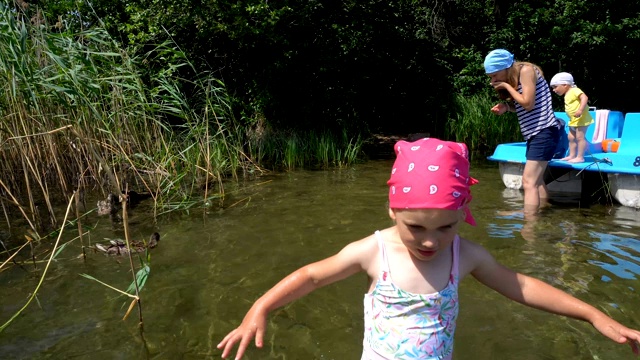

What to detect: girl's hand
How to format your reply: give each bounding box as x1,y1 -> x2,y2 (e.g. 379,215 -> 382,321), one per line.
217,306 -> 268,360
574,110 -> 583,118
491,103 -> 508,115
591,314 -> 640,355
490,80 -> 507,90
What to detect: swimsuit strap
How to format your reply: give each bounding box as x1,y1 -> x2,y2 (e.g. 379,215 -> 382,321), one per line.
374,230 -> 460,280
451,234 -> 460,279
373,230 -> 390,273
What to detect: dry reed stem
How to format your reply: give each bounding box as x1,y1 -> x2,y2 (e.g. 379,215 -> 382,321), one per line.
120,189 -> 144,327
122,298 -> 138,321
0,232 -> 90,271
21,144 -> 56,228
0,239 -> 31,271
0,194 -> 75,332
82,275 -> 140,299
0,191 -> 11,230
4,124 -> 73,143
226,197 -> 251,209
0,178 -> 37,233
74,189 -> 85,260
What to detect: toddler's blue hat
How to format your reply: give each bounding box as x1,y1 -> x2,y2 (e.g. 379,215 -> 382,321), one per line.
484,49 -> 514,74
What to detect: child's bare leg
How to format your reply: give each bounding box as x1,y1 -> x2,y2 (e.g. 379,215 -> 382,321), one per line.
568,126 -> 588,163
560,128 -> 577,161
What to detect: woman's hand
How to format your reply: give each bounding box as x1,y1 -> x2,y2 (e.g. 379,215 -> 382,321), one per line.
491,80 -> 509,90
491,103 -> 509,115
591,313 -> 640,355
217,306 -> 269,360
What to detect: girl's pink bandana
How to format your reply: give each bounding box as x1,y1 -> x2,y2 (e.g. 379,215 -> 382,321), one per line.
387,138 -> 478,225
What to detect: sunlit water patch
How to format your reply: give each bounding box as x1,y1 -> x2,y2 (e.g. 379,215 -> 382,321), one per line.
0,161 -> 639,359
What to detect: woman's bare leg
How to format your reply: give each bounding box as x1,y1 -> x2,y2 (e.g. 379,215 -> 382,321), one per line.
523,160 -> 548,215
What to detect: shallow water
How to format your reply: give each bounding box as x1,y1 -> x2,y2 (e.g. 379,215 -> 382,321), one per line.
0,161 -> 639,359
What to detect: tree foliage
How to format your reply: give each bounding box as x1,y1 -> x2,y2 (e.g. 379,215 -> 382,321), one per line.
30,0 -> 640,136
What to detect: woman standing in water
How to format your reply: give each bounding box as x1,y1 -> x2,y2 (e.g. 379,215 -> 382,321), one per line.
484,49 -> 563,215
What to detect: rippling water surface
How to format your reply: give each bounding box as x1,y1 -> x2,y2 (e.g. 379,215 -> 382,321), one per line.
0,161 -> 639,359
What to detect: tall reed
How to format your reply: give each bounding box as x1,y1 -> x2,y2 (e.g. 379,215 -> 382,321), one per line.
0,4 -> 252,234
0,4 -> 368,242
446,93 -> 522,159
251,129 -> 364,170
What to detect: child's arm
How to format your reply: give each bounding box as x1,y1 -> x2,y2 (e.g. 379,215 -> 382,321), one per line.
217,237 -> 375,360
575,92 -> 589,118
465,241 -> 640,354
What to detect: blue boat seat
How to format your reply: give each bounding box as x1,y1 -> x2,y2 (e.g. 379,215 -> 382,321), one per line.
617,113 -> 640,154
554,110 -> 626,156
554,110 -> 597,141
554,111 -> 599,156
606,111 -> 625,138
488,110 -> 627,164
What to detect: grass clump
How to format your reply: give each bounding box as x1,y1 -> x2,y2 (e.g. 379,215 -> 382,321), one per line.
446,93 -> 522,159
0,4 -> 365,238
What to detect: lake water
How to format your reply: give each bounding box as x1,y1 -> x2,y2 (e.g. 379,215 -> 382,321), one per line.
1,160 -> 639,359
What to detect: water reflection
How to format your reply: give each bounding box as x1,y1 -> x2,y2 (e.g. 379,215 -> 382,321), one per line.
501,188 -> 524,207
576,232 -> 640,281
612,206 -> 640,231
0,161 -> 638,359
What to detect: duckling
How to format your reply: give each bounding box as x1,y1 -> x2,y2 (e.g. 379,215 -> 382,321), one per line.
96,193 -> 120,216
95,232 -> 160,255
96,191 -> 153,216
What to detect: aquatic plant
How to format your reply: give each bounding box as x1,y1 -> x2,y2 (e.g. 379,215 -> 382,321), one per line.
0,4 -> 366,242
253,129 -> 364,170
446,93 -> 522,159
0,3 -> 255,235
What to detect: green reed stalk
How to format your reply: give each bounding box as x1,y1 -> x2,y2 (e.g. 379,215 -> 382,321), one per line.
0,4 -> 367,245
120,190 -> 144,326
0,5 -> 257,232
446,93 -> 522,158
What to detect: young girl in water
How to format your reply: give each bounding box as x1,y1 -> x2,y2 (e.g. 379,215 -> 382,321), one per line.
217,138 -> 640,360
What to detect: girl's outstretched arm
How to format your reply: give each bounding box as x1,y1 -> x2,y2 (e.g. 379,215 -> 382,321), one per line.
465,240 -> 640,355
217,237 -> 375,360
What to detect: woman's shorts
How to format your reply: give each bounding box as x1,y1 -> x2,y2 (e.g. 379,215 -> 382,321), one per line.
526,126 -> 560,161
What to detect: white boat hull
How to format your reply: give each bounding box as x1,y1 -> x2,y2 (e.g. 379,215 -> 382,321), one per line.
499,163 -> 640,208
498,163 -> 582,194
498,163 -> 524,190
608,174 -> 640,208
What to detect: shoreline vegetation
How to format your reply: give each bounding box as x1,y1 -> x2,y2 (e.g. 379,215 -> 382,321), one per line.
0,5 -> 517,242
0,6 -> 367,239
0,5 -> 368,331
0,2 -> 520,332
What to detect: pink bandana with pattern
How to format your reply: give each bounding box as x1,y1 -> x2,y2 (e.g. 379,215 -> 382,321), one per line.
387,138 -> 478,225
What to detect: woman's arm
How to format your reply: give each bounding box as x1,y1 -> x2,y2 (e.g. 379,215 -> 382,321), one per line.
465,241 -> 640,354
490,102 -> 515,115
218,237 -> 374,359
493,65 -> 537,111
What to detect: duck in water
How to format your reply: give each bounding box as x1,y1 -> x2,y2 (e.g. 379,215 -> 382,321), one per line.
95,232 -> 160,255
97,193 -> 120,216
96,191 -> 153,216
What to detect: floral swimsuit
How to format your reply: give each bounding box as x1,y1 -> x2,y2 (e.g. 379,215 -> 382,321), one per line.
362,231 -> 460,359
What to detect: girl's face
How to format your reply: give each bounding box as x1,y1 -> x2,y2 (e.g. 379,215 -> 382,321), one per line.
389,208 -> 464,261
552,83 -> 570,96
487,69 -> 508,85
